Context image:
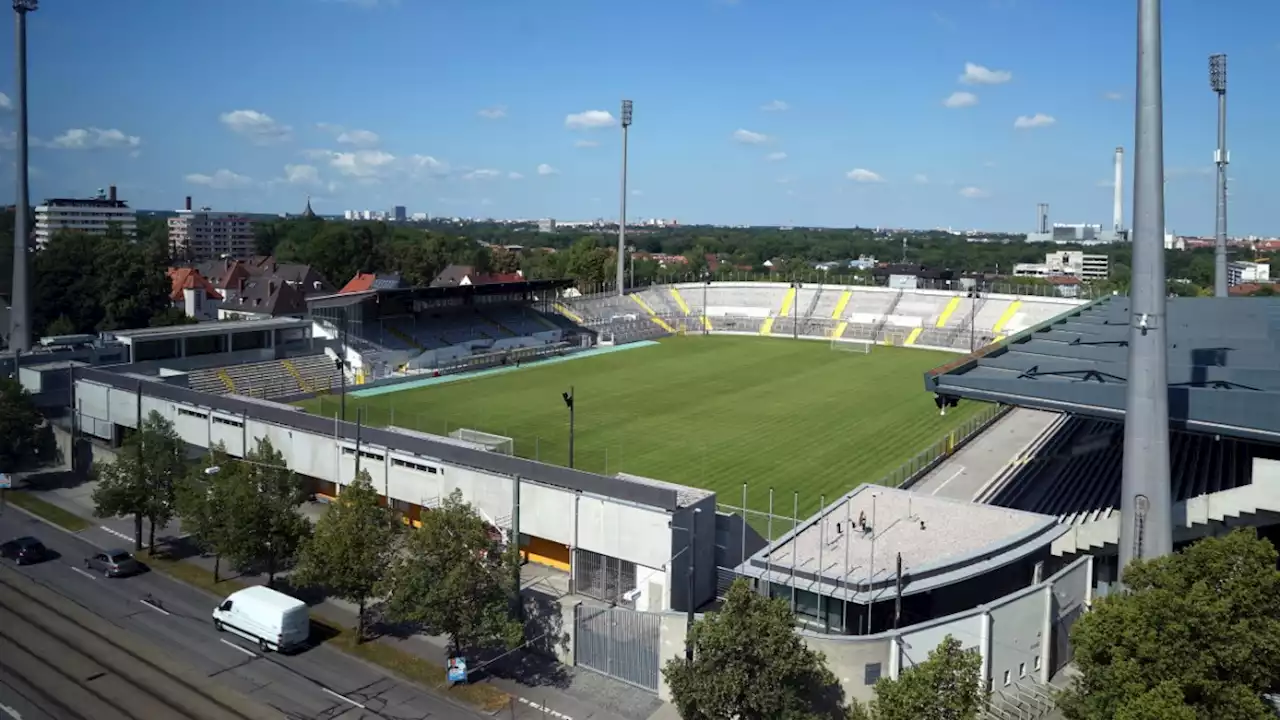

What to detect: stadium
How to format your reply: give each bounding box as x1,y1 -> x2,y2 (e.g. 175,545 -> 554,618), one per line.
11,274 -> 1279,713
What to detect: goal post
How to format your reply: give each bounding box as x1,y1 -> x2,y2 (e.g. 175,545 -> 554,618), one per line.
830,338 -> 873,354
450,428 -> 515,455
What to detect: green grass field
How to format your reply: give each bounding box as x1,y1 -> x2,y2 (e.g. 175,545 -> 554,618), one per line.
302,336 -> 985,516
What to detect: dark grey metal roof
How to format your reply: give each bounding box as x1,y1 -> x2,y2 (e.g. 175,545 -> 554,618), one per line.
75,366 -> 680,511
925,296 -> 1280,441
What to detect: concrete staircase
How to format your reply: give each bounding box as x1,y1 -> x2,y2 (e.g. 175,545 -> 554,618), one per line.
982,679 -> 1059,720
803,287 -> 823,319
871,290 -> 905,343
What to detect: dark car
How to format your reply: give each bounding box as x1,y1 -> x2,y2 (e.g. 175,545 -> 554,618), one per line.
85,549 -> 141,578
1,536 -> 50,565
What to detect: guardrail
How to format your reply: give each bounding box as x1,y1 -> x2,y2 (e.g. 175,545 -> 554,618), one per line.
884,403 -> 1013,490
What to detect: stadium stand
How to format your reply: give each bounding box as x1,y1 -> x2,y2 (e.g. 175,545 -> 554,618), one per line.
187,354 -> 343,399
981,417 -> 1280,559
566,282 -> 1082,352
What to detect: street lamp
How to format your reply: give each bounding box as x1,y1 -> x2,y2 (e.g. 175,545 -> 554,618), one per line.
617,100 -> 633,297
9,0 -> 37,354
628,244 -> 636,290
968,286 -> 980,352
702,270 -> 711,336
669,508 -> 702,662
1208,53 -> 1228,297
562,387 -> 575,469
789,281 -> 802,340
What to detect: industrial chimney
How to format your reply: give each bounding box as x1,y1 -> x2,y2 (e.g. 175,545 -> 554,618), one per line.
108,185 -> 117,202
1113,147 -> 1124,232
1036,203 -> 1050,234
184,196 -> 192,211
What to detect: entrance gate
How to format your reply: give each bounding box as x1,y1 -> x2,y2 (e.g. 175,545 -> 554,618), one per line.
574,604 -> 661,692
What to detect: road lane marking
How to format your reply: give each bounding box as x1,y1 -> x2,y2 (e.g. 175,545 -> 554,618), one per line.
931,465 -> 967,497
70,566 -> 97,580
219,639 -> 258,658
519,697 -> 573,719
98,525 -> 134,543
322,687 -> 367,710
0,701 -> 23,719
139,599 -> 171,616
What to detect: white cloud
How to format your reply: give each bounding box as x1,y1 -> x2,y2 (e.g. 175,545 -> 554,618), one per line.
913,174 -> 930,184
326,149 -> 397,179
959,62 -> 1012,85
846,168 -> 884,183
760,100 -> 789,112
336,129 -> 380,147
185,169 -> 253,190
404,154 -> 448,178
462,168 -> 502,181
48,127 -> 142,150
507,171 -> 524,180
943,91 -> 978,108
0,93 -> 10,111
478,106 -> 507,119
1014,113 -> 1056,129
766,151 -> 787,161
283,164 -> 321,186
959,186 -> 989,198
537,163 -> 558,176
733,128 -> 768,144
219,110 -> 292,144
574,139 -> 599,148
1104,91 -> 1123,101
564,110 -> 616,130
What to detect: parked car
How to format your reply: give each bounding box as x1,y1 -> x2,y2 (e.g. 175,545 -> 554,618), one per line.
84,549 -> 141,578
212,586 -> 311,653
1,536 -> 50,565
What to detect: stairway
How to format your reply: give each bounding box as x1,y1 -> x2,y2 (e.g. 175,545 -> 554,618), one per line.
628,294 -> 676,333
387,325 -> 424,351
871,290 -> 905,343
216,369 -> 236,394
982,679 -> 1059,720
281,359 -> 312,394
803,287 -> 822,319
947,296 -> 988,350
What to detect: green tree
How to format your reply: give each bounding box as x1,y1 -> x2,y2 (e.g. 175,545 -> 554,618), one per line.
381,489 -> 522,655
0,378 -> 58,473
1057,529 -> 1280,720
849,636 -> 985,720
43,314 -> 79,336
91,410 -> 185,551
174,444 -> 237,581
662,579 -> 847,720
215,438 -> 312,586
294,469 -> 401,641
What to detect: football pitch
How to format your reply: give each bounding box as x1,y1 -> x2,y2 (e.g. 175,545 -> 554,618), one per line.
303,336 -> 987,515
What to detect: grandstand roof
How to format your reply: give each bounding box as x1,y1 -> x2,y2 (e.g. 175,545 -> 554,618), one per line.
306,277 -> 575,310
735,484 -> 1065,604
926,296 -> 1280,442
102,317 -> 311,344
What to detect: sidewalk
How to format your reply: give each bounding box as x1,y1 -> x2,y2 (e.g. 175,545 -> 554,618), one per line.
21,470 -> 669,720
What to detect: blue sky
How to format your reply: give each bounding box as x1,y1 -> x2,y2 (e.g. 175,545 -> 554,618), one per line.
2,0 -> 1277,234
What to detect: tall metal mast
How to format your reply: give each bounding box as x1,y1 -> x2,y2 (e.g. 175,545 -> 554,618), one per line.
1209,54 -> 1229,297
1119,0 -> 1172,579
616,100 -> 632,296
9,0 -> 37,353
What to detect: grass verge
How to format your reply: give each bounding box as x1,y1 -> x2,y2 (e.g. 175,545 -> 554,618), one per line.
4,491 -> 92,532
138,550 -> 511,712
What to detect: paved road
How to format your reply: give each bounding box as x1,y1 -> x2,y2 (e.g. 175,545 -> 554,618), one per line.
910,408 -> 1061,501
0,509 -> 483,720
0,665 -> 59,720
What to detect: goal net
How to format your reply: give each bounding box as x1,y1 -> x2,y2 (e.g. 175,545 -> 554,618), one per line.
830,338 -> 873,354
450,428 -> 515,455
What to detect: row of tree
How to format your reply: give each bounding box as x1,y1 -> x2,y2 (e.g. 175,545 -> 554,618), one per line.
91,412 -> 521,651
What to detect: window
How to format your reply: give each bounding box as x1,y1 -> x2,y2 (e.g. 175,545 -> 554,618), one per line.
177,407 -> 207,419
1018,662 -> 1026,678
1003,670 -> 1011,687
1033,656 -> 1041,672
392,457 -> 439,474
863,663 -> 881,685
212,415 -> 243,428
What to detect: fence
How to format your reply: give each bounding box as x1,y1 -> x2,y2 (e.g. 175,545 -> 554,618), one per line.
574,604 -> 662,692
568,275 -> 1100,300
712,403 -> 1013,593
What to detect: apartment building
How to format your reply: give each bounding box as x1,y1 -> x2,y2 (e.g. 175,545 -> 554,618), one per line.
1015,251 -> 1110,281
33,186 -> 137,247
168,196 -> 257,262
1227,261 -> 1270,288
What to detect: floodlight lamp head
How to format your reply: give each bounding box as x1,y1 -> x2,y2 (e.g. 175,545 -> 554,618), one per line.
1209,54 -> 1227,93
13,0 -> 37,11
562,391 -> 573,408
621,100 -> 633,127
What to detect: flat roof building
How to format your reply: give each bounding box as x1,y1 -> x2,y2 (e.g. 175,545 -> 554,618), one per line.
169,196 -> 257,262
735,484 -> 1067,635
34,186 -> 137,247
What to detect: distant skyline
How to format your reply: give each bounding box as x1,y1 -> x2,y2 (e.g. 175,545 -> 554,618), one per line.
1,0 -> 1277,235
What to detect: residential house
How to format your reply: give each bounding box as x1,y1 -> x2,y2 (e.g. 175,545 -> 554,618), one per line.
166,268 -> 223,321
338,272 -> 409,294
429,265 -> 524,287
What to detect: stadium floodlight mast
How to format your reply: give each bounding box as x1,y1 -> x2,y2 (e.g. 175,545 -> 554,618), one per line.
1209,53 -> 1229,297
616,100 -> 633,297
8,0 -> 38,354
561,387 -> 575,469
1119,0 -> 1173,582
702,269 -> 711,336
789,281 -> 802,340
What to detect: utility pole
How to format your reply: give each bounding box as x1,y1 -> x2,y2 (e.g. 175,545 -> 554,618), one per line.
9,0 -> 37,353
616,100 -> 633,296
1119,0 -> 1173,580
562,387 -> 575,468
1209,54 -> 1229,297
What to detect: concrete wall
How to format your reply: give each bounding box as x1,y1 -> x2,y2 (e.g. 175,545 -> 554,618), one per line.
73,377 -> 708,610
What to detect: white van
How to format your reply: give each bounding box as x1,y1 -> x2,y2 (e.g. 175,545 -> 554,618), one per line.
212,586 -> 310,653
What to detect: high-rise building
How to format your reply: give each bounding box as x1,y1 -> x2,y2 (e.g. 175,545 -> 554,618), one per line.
167,196 -> 257,262
1227,261 -> 1270,287
33,185 -> 137,247
394,205 -> 407,222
